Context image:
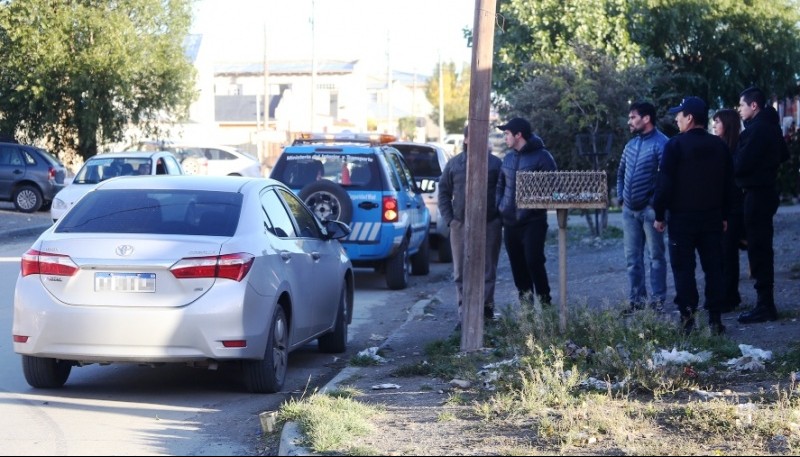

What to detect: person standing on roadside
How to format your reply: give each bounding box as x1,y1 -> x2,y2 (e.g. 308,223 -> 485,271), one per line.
496,117 -> 557,306
712,109 -> 746,313
438,125 -> 503,322
735,87 -> 791,324
653,96 -> 732,335
616,102 -> 669,312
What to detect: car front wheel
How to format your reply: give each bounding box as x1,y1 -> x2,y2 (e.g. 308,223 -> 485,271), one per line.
385,241 -> 410,290
243,306 -> 289,393
22,355 -> 71,388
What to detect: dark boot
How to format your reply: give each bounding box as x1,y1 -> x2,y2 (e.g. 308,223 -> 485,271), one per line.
484,303 -> 496,321
737,288 -> 778,324
708,312 -> 726,335
680,309 -> 696,335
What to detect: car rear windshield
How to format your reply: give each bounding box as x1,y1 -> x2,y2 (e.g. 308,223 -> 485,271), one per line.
56,189 -> 242,236
392,145 -> 442,178
271,152 -> 381,190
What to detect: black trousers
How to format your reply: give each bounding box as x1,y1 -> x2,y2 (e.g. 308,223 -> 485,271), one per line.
503,218 -> 551,300
742,188 -> 779,293
667,213 -> 725,316
722,211 -> 744,307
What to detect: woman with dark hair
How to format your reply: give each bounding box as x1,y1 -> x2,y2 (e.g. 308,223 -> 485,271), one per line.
713,108 -> 745,312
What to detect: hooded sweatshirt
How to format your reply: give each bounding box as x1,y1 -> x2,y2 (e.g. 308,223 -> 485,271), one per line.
495,134 -> 557,226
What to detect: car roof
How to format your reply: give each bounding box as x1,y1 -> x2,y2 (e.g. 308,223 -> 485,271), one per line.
89,151 -> 173,160
94,175 -> 281,192
282,144 -> 381,155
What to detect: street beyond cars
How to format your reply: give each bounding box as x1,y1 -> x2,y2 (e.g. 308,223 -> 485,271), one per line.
49,151 -> 183,222
390,141 -> 453,262
270,132 -> 431,290
14,175 -> 354,393
0,141 -> 67,213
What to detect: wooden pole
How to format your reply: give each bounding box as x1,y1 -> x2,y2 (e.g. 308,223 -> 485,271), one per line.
557,209 -> 568,333
461,0 -> 497,352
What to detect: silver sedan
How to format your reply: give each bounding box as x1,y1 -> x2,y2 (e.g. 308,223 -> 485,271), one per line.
13,175 -> 354,393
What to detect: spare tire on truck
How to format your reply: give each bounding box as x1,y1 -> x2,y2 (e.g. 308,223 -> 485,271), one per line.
299,179 -> 353,224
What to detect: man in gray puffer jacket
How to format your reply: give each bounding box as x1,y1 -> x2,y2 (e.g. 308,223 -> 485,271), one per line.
496,118 -> 558,305
616,101 -> 669,311
438,125 -> 503,321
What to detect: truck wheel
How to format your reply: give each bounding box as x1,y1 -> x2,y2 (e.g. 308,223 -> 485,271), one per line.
299,180 -> 353,224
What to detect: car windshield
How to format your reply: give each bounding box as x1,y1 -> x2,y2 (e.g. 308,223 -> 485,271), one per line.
272,152 -> 380,190
392,145 -> 442,178
73,157 -> 153,183
56,189 -> 242,236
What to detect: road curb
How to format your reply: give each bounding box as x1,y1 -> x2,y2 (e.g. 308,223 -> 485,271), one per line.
276,297 -> 433,456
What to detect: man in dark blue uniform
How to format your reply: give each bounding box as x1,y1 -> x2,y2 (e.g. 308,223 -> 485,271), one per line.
653,96 -> 733,335
735,87 -> 790,324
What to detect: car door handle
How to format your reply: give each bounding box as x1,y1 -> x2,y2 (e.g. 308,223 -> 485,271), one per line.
13,169 -> 22,175
279,251 -> 291,262
358,201 -> 379,210
311,251 -> 321,261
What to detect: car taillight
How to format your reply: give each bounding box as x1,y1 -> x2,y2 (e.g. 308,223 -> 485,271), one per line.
21,249 -> 78,277
382,196 -> 398,222
170,253 -> 255,281
48,166 -> 56,181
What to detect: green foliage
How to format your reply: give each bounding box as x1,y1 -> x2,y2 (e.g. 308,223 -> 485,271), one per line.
500,43 -> 670,188
0,0 -> 197,159
630,0 -> 800,106
425,62 -> 470,134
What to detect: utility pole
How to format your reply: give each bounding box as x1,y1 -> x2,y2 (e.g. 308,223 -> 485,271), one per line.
387,32 -> 393,135
438,51 -> 445,141
310,0 -> 317,132
461,0 -> 497,352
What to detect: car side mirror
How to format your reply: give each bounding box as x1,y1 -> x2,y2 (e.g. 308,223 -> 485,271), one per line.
322,219 -> 351,240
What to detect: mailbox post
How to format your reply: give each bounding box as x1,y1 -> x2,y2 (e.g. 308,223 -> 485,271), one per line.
515,171 -> 608,332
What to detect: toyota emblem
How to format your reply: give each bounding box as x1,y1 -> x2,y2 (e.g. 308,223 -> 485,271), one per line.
115,245 -> 134,256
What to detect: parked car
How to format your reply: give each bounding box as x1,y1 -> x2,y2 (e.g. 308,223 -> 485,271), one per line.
169,144 -> 262,177
127,141 -> 263,177
270,132 -> 430,290
389,141 -> 453,263
13,175 -> 354,393
0,142 -> 67,213
50,151 -> 183,222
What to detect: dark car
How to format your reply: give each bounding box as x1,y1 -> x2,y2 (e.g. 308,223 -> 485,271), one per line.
0,142 -> 67,212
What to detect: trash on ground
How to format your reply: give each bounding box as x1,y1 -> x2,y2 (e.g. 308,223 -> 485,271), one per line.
725,344 -> 772,372
371,383 -> 401,390
357,346 -> 387,363
651,348 -> 712,367
449,379 -> 471,389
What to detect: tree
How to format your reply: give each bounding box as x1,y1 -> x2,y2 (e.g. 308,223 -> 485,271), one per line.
424,62 -> 470,134
629,0 -> 800,106
491,0 -> 642,100
0,0 -> 197,161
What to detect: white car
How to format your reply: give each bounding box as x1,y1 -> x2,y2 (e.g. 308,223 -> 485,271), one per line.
14,175 -> 354,393
50,151 -> 183,222
169,144 -> 263,177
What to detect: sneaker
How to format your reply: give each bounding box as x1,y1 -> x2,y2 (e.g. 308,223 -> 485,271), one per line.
484,307 -> 496,321
737,306 -> 778,324
709,322 -> 726,336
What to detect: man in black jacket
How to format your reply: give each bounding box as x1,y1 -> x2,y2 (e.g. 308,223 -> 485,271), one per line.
735,87 -> 791,324
653,96 -> 733,335
496,118 -> 557,306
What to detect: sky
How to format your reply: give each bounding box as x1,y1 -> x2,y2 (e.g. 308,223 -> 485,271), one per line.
191,0 -> 476,75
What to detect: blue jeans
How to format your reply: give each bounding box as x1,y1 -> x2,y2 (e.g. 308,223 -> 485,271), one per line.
622,206 -> 667,306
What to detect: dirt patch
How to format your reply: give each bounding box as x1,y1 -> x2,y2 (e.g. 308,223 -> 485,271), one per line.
273,207 -> 800,455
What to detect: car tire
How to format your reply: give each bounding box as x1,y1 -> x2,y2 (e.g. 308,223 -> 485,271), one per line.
299,180 -> 353,224
385,240 -> 410,290
243,306 -> 289,394
22,355 -> 71,388
318,282 -> 349,353
411,233 -> 430,275
438,235 -> 453,263
13,185 -> 43,213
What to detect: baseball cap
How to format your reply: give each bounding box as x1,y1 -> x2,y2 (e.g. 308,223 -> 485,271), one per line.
496,118 -> 532,139
667,96 -> 708,118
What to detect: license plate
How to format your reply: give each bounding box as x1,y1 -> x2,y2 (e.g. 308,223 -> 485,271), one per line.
94,272 -> 156,293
